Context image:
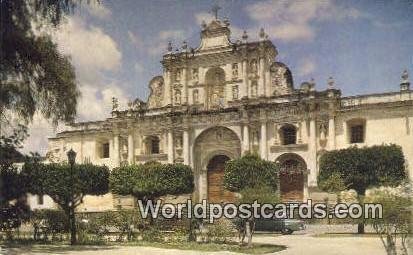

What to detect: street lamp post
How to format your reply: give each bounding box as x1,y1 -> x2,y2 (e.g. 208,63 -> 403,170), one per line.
275,160 -> 281,199
67,149 -> 77,245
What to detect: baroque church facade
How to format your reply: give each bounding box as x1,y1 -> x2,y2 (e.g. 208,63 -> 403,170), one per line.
44,16 -> 413,212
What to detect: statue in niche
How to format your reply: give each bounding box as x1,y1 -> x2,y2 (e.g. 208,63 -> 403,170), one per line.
214,71 -> 222,84
320,123 -> 327,145
252,129 -> 259,145
192,68 -> 198,81
193,89 -> 199,104
232,63 -> 238,78
212,92 -> 219,106
112,97 -> 119,111
206,67 -> 225,109
250,59 -> 258,74
174,89 -> 181,105
175,69 -> 182,81
251,81 -> 258,97
232,85 -> 239,100
147,76 -> 164,108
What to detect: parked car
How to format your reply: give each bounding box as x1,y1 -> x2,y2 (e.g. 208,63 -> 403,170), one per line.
255,218 -> 305,234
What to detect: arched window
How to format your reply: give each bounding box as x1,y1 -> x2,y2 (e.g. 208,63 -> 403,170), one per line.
280,124 -> 297,145
145,136 -> 160,154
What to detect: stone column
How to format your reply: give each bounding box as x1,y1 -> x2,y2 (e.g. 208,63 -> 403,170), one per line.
309,117 -> 317,186
241,60 -> 248,98
182,67 -> 188,104
113,134 -> 120,167
273,123 -> 279,145
259,57 -> 265,97
183,129 -> 189,165
167,130 -> 174,163
163,69 -> 171,106
265,62 -> 271,97
127,131 -> 134,164
242,124 -> 249,154
260,121 -> 267,159
297,122 -> 302,144
328,116 -> 336,149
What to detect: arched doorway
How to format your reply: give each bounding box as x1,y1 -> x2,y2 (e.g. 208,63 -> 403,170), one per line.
193,126 -> 241,202
207,155 -> 236,203
276,153 -> 307,202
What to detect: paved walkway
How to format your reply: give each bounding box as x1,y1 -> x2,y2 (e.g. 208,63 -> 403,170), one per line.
1,225 -> 390,255
1,235 -> 387,255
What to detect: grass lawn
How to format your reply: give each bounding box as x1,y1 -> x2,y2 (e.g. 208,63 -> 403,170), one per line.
129,241 -> 286,254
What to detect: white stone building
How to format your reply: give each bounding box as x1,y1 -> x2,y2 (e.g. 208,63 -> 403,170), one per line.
44,17 -> 413,212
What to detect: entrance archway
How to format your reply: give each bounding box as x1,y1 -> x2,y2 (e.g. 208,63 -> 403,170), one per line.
276,153 -> 307,202
207,155 -> 236,203
193,126 -> 241,202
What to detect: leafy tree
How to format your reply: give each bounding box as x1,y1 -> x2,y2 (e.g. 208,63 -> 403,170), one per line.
318,144 -> 408,233
110,162 -> 194,204
224,153 -> 279,192
110,162 -> 194,228
364,184 -> 411,255
1,0 -> 80,129
0,127 -> 30,239
223,153 -> 279,247
21,160 -> 109,244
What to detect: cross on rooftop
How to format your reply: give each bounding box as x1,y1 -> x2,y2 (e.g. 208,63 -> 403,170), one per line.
211,4 -> 221,20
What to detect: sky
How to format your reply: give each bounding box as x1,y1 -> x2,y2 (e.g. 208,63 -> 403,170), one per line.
22,0 -> 413,155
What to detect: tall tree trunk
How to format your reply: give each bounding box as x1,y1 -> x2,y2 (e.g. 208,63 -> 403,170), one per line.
69,206 -> 77,245
246,219 -> 255,248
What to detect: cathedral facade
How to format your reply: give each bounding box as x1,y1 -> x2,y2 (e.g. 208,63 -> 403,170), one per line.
45,17 -> 413,211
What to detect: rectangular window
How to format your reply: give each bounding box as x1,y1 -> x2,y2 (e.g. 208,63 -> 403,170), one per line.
102,143 -> 110,158
151,140 -> 160,154
350,125 -> 364,143
37,195 -> 44,205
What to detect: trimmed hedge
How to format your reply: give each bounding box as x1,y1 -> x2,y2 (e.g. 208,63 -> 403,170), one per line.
109,162 -> 194,201
318,144 -> 407,194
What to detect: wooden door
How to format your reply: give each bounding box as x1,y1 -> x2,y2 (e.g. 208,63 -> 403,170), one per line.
280,159 -> 304,202
207,155 -> 236,203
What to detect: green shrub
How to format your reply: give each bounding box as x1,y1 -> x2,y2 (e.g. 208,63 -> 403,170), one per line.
318,144 -> 407,194
31,209 -> 69,241
206,219 -> 234,243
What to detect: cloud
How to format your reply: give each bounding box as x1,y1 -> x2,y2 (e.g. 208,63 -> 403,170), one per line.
53,18 -> 122,82
85,2 -> 112,19
77,83 -> 128,121
245,0 -> 363,42
297,58 -> 316,76
147,29 -> 189,56
128,30 -> 144,48
22,17 -> 129,155
194,12 -> 213,25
